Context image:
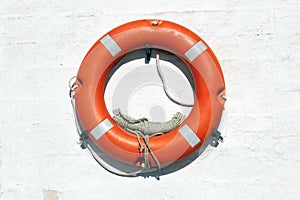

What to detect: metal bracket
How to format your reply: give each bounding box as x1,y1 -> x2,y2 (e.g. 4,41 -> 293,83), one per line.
143,175 -> 160,181
79,130 -> 89,149
145,44 -> 151,64
212,129 -> 224,147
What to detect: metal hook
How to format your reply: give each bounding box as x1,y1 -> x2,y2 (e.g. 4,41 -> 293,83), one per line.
212,129 -> 224,147
145,44 -> 151,64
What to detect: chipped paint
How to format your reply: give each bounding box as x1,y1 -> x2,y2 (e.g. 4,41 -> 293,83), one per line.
43,189 -> 59,200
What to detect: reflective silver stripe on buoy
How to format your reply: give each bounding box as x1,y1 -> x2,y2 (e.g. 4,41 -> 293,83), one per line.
100,35 -> 121,56
179,124 -> 200,147
91,119 -> 113,140
185,41 -> 207,62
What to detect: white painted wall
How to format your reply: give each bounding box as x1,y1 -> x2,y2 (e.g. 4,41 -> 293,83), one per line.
1,0 -> 299,199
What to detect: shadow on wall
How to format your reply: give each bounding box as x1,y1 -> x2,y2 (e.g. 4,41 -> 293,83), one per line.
139,133 -> 222,179
86,131 -> 222,180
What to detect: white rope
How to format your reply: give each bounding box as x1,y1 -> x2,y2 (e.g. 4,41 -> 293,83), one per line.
142,134 -> 162,170
156,54 -> 194,107
68,76 -> 79,90
130,129 -> 162,170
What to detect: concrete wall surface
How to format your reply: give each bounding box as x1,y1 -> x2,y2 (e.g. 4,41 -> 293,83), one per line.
0,0 -> 299,199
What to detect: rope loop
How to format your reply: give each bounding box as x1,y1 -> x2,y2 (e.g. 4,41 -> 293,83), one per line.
69,76 -> 82,98
156,53 -> 194,107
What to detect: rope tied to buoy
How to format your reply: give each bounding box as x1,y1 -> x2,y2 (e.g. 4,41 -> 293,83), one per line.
113,108 -> 186,170
155,53 -> 194,107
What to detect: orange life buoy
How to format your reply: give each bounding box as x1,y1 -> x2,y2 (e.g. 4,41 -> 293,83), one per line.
70,19 -> 226,176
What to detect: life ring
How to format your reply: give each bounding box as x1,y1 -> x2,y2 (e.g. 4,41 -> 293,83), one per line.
70,19 -> 226,176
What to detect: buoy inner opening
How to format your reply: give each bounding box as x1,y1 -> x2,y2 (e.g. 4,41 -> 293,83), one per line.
104,48 -> 195,135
